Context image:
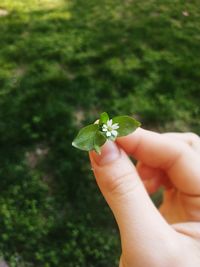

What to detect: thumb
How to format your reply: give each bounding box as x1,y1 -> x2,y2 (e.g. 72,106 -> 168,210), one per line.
89,141 -> 177,263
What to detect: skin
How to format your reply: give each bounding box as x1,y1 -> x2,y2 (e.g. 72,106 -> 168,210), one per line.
89,128 -> 200,267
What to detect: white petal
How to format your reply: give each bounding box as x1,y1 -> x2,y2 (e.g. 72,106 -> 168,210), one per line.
107,119 -> 113,127
106,131 -> 112,137
102,125 -> 107,131
112,123 -> 119,130
111,130 -> 118,136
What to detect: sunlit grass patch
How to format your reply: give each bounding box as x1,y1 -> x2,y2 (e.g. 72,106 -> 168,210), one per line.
0,0 -> 67,12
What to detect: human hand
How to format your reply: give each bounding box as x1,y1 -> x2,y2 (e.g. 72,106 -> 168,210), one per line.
89,128 -> 200,267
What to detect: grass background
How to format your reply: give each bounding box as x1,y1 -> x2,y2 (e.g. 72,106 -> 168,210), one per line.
0,0 -> 199,266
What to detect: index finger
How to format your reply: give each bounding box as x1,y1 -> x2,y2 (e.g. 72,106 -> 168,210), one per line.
116,128 -> 200,195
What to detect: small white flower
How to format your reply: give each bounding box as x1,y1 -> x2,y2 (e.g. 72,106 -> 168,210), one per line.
102,119 -> 119,140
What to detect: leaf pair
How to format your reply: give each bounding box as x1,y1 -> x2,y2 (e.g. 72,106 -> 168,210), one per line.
72,112 -> 141,154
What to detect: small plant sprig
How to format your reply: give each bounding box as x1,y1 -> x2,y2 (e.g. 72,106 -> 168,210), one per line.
72,112 -> 141,154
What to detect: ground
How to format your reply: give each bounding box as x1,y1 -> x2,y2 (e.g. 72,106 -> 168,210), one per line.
0,0 -> 199,266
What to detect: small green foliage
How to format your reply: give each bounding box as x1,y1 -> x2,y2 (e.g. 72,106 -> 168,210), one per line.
99,112 -> 109,125
94,130 -> 107,153
112,116 -> 141,137
72,112 -> 141,153
72,124 -> 99,150
72,124 -> 107,153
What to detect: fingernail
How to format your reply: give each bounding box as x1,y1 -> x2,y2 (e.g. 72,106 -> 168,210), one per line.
92,141 -> 120,166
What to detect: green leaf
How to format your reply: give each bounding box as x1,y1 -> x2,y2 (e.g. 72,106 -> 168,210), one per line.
72,124 -> 106,152
94,144 -> 101,154
72,124 -> 99,151
94,131 -> 107,153
99,112 -> 109,125
112,115 -> 141,137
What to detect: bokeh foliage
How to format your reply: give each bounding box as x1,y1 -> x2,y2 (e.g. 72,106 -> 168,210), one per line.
0,0 -> 199,266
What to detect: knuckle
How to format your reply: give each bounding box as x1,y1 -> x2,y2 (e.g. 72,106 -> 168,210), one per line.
185,132 -> 200,144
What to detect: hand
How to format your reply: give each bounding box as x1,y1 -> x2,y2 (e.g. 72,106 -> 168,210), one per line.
89,128 -> 200,267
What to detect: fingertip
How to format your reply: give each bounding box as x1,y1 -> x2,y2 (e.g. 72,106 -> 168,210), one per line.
89,141 -> 120,166
116,127 -> 146,155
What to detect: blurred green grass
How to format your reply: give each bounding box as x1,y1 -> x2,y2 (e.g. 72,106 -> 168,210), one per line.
0,0 -> 199,266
